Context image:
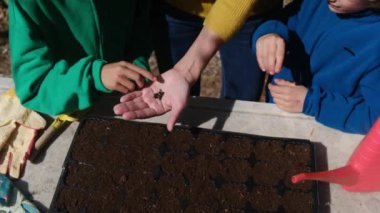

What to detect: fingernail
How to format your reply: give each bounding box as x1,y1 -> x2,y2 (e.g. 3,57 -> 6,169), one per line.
113,106 -> 120,114
120,96 -> 127,102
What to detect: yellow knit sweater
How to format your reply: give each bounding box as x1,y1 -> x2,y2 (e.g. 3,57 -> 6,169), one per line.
165,0 -> 282,41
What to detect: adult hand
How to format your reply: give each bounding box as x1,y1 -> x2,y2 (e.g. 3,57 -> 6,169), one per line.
101,61 -> 156,93
113,69 -> 191,131
268,79 -> 308,113
256,33 -> 285,75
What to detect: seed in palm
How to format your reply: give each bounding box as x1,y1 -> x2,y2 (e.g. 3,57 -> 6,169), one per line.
154,89 -> 165,100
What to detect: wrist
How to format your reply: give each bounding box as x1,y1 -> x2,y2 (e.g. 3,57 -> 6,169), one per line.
93,60 -> 111,93
173,61 -> 200,86
173,27 -> 223,86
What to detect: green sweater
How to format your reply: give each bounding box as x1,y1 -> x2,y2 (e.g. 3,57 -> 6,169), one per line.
9,0 -> 152,115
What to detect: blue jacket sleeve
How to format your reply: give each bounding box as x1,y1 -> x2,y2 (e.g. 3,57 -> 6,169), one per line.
303,66 -> 380,134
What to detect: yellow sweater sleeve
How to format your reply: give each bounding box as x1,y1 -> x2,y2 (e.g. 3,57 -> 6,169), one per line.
204,0 -> 255,41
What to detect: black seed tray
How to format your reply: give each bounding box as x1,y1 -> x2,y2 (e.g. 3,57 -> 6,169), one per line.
49,116 -> 319,213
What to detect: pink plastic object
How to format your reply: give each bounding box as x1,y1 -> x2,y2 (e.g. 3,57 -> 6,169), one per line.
292,118 -> 380,192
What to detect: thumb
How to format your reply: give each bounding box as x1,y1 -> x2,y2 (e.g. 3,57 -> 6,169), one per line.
274,78 -> 296,86
9,124 -> 37,179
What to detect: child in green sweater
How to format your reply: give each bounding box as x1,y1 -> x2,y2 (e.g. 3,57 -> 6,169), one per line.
9,0 -> 155,115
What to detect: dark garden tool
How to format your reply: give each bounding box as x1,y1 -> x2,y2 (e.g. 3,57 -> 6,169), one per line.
29,110 -> 88,162
292,118 -> 380,192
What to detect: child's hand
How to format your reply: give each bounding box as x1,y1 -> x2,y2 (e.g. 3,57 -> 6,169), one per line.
268,79 -> 307,113
256,34 -> 285,75
101,61 -> 155,93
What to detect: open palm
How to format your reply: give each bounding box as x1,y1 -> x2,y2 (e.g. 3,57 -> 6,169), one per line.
113,69 -> 190,131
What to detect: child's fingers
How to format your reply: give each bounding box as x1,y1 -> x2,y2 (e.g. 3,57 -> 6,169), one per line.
275,102 -> 292,112
273,97 -> 298,113
122,71 -> 145,88
274,79 -> 295,86
268,83 -> 287,95
118,76 -> 138,91
275,100 -> 300,113
257,35 -> 277,73
275,39 -> 285,72
270,89 -> 291,102
256,42 -> 267,71
266,43 -> 277,74
273,97 -> 292,107
121,62 -> 156,81
256,50 -> 266,72
113,83 -> 130,94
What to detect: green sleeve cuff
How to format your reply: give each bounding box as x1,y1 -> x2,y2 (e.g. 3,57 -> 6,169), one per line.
132,56 -> 150,71
92,59 -> 112,93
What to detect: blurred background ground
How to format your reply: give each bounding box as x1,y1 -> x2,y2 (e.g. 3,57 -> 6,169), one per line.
0,0 -> 10,77
0,1 -> 293,98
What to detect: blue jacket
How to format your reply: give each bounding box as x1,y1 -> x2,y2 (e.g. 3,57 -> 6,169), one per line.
251,0 -> 380,134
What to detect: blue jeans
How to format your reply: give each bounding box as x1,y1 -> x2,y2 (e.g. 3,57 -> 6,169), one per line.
153,3 -> 264,101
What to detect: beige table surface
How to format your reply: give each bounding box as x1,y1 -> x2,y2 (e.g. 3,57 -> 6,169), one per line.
1,77 -> 379,212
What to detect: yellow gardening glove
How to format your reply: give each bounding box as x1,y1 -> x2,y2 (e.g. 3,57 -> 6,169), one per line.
0,89 -> 46,179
